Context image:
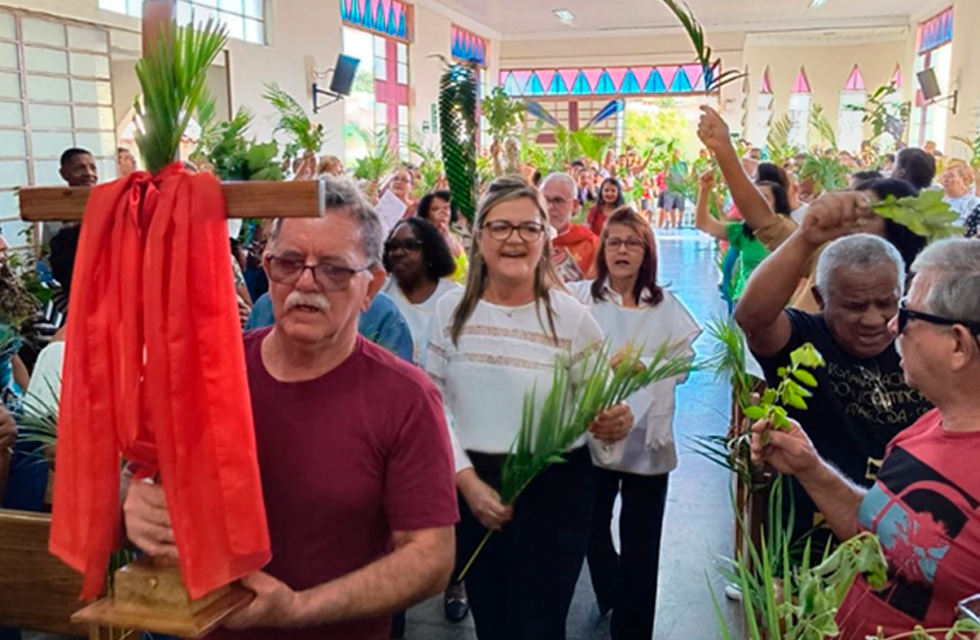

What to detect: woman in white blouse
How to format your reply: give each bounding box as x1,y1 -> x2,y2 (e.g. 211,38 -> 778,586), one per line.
382,217 -> 460,365
426,176 -> 634,640
567,207 -> 700,640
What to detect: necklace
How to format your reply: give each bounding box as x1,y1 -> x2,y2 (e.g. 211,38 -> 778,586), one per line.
856,361 -> 893,413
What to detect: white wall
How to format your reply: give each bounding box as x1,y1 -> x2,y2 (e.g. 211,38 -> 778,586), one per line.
742,37 -> 908,148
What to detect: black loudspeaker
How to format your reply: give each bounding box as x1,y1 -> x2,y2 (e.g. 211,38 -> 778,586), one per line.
917,68 -> 942,102
329,54 -> 360,96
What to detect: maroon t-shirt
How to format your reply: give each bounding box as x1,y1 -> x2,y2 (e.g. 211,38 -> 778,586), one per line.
213,329 -> 458,640
837,409 -> 980,638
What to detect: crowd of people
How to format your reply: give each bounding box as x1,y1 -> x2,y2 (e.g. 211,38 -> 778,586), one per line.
0,106 -> 979,640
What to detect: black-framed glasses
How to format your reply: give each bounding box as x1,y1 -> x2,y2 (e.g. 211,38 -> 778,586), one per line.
384,238 -> 423,254
266,255 -> 370,292
606,238 -> 646,252
898,301 -> 980,336
482,221 -> 546,242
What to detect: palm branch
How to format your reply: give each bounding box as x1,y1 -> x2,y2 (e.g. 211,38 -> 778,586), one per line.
263,82 -> 325,157
408,141 -> 444,197
134,17 -> 228,174
809,104 -> 838,152
438,60 -> 479,223
660,0 -> 746,92
766,115 -> 798,165
570,130 -> 611,166
459,341 -> 695,578
17,376 -> 60,459
800,155 -> 850,195
352,126 -> 398,186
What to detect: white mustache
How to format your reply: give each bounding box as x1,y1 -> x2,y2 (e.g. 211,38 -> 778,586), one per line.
284,291 -> 330,313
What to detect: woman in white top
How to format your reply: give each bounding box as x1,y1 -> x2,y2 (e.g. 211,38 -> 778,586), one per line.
567,207 -> 700,640
426,176 -> 634,640
941,164 -> 980,226
382,217 -> 460,365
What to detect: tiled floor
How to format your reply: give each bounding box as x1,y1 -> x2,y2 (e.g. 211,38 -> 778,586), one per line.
406,229 -> 744,640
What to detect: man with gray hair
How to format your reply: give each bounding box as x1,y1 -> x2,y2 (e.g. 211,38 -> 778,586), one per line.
751,237 -> 980,638
540,172 -> 599,281
735,191 -> 931,547
122,176 -> 458,639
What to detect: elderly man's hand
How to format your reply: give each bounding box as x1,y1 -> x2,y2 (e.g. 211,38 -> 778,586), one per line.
590,403 -> 633,443
123,479 -> 178,558
799,191 -> 876,248
224,572 -> 301,630
0,406 -> 15,451
750,419 -> 820,479
697,106 -> 732,155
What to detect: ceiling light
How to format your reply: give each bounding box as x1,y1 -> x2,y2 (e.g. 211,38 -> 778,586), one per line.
809,0 -> 828,7
553,9 -> 575,22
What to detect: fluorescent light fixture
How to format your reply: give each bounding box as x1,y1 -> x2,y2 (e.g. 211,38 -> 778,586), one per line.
553,9 -> 575,21
809,0 -> 828,7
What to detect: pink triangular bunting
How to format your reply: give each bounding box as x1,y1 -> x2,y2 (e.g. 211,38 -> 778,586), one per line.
582,68 -> 604,92
537,69 -> 557,92
605,68 -> 628,91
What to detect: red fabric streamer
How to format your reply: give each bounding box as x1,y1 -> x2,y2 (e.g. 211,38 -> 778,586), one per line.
50,163 -> 271,600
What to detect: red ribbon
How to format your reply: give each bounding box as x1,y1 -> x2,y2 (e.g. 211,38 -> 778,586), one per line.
50,163 -> 271,600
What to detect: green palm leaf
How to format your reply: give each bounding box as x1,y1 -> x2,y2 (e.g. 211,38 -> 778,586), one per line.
809,104 -> 838,152
263,82 -> 325,156
438,60 -> 479,223
458,340 -> 695,579
659,0 -> 746,92
134,17 -> 228,174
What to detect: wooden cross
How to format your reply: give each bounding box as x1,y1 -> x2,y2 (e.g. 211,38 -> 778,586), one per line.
4,2 -> 323,638
17,0 -> 325,225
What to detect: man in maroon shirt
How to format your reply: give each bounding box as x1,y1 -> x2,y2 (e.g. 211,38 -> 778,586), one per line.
752,218 -> 980,638
123,177 -> 458,639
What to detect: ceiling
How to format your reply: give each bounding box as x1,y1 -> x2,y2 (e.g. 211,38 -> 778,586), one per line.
428,0 -> 933,40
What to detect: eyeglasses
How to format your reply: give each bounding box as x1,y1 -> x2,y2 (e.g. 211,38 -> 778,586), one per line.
897,301 -> 980,336
266,255 -> 370,292
482,220 -> 546,242
545,196 -> 571,207
384,238 -> 423,254
606,238 -> 646,252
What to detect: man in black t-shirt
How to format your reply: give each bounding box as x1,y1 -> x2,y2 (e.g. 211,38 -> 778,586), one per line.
735,192 -> 932,541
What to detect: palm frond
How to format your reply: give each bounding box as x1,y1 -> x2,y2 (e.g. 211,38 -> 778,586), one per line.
459,341 -> 694,579
660,0 -> 746,92
438,59 -> 479,223
352,125 -> 398,185
263,82 -> 325,156
809,104 -> 838,152
800,155 -> 850,195
134,17 -> 228,174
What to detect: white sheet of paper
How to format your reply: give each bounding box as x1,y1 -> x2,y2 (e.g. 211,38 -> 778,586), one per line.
376,190 -> 408,238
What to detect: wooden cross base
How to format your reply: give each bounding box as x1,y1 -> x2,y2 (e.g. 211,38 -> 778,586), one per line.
72,557 -> 254,638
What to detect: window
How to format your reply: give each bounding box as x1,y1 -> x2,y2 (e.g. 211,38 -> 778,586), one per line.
911,8 -> 953,148
341,0 -> 412,164
788,68 -> 812,149
98,0 -> 266,45
837,66 -> 866,153
0,10 -> 115,250
500,64 -> 716,98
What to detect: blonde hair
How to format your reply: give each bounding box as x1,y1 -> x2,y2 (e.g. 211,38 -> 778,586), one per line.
450,176 -> 564,346
947,163 -> 976,187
